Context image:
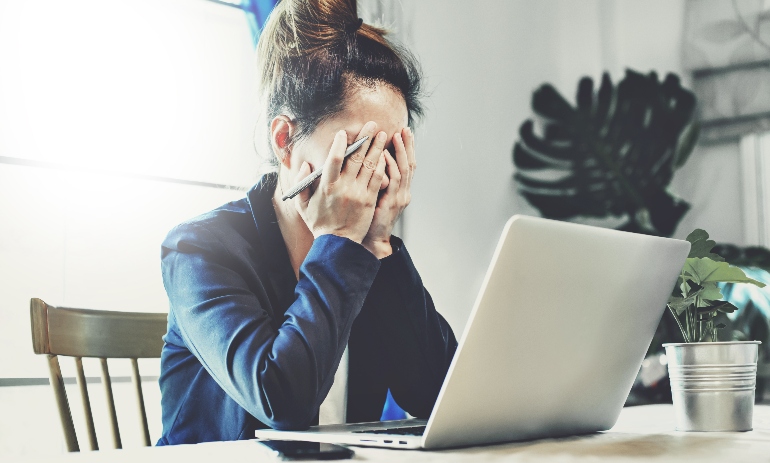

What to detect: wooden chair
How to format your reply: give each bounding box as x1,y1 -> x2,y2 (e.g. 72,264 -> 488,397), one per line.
30,298 -> 167,452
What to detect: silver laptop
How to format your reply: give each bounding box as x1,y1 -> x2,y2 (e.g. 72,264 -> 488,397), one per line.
255,215 -> 690,449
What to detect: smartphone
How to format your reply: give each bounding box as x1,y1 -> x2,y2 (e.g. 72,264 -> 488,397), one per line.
257,440 -> 354,460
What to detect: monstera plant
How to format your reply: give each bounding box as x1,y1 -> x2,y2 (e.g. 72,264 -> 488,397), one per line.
512,69 -> 770,405
512,69 -> 699,237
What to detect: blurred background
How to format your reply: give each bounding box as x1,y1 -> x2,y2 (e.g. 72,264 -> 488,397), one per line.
2,0 -> 770,457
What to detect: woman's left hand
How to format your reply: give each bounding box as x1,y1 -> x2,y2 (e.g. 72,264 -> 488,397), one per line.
362,127 -> 416,259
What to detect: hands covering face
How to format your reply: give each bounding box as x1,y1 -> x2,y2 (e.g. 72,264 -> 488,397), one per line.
293,121 -> 415,259
361,126 -> 415,258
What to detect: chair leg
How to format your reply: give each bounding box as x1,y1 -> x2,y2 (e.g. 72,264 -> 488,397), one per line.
99,358 -> 122,449
74,357 -> 98,451
47,355 -> 79,452
130,358 -> 152,446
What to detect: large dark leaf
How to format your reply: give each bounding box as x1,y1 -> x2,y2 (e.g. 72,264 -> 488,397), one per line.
512,69 -> 697,237
713,244 -> 770,272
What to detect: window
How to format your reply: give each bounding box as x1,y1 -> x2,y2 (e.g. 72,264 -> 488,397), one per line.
0,0 -> 262,454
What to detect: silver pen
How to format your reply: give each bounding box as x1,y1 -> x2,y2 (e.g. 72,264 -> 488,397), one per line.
281,136 -> 369,201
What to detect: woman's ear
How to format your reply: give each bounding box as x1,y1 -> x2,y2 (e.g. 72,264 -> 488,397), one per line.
270,115 -> 294,168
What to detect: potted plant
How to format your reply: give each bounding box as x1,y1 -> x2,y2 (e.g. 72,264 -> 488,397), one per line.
511,70 -> 770,405
664,229 -> 765,431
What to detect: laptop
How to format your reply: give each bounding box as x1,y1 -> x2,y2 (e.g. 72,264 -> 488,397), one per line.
255,215 -> 690,449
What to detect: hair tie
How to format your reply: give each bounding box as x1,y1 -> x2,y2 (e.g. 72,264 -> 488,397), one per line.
345,18 -> 363,33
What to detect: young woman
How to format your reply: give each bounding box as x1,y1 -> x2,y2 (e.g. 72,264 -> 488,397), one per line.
157,0 -> 457,445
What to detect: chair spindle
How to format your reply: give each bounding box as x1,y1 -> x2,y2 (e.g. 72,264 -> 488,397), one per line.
74,357 -> 98,451
99,358 -> 122,449
46,354 -> 79,452
130,358 -> 152,446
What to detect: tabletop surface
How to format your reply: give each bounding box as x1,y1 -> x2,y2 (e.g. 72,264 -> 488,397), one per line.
15,405 -> 770,463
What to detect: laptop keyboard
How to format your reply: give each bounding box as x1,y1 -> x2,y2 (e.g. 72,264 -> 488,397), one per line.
354,426 -> 426,436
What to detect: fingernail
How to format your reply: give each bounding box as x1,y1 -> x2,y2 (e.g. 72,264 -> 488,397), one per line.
405,127 -> 412,135
365,121 -> 377,131
377,131 -> 386,142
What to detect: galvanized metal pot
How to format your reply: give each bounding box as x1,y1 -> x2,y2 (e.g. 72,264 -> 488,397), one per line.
663,341 -> 761,431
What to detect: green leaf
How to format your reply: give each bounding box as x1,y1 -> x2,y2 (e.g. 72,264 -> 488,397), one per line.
679,280 -> 702,297
686,229 -> 724,261
667,296 -> 692,315
696,305 -> 718,315
716,323 -> 726,329
714,301 -> 739,314
683,257 -> 766,287
699,281 -> 723,301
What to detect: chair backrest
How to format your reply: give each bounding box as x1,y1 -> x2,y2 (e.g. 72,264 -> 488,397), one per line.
30,298 -> 167,452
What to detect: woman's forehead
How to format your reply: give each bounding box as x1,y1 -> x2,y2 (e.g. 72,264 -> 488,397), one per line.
335,85 -> 408,140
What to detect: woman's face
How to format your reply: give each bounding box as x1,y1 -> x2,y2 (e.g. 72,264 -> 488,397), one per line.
289,83 -> 408,190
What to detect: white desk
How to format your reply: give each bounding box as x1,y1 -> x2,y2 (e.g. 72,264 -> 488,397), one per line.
16,405 -> 770,463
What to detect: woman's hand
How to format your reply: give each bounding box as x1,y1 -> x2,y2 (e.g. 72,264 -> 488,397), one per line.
362,127 -> 416,258
294,124 -> 388,245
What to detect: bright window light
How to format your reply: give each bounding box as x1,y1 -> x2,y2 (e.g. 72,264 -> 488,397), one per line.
0,0 -> 261,187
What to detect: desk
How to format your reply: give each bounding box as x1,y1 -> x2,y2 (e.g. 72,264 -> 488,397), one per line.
15,405 -> 770,462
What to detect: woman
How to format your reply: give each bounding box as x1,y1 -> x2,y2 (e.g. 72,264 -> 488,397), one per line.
157,0 -> 457,445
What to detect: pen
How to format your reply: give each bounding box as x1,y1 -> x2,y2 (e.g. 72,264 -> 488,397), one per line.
281,136 -> 370,201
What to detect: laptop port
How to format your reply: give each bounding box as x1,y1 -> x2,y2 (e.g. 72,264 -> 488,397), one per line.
384,440 -> 392,443
399,441 -> 407,445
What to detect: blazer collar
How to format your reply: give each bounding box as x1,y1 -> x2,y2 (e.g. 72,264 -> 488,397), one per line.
246,173 -> 298,314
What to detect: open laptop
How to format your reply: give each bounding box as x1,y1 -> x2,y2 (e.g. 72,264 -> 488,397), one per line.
255,215 -> 690,449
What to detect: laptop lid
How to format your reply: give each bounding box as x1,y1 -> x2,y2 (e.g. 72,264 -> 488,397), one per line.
420,215 -> 689,448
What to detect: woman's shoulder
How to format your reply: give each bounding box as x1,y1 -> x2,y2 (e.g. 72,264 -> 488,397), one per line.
162,174 -> 277,258
162,197 -> 256,253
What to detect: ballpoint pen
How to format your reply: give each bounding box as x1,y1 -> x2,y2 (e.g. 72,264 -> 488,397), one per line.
281,135 -> 370,201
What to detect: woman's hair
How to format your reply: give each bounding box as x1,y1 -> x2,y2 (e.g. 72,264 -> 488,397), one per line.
256,0 -> 423,167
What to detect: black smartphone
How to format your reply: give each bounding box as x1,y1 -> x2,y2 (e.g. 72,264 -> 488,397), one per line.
257,440 -> 354,460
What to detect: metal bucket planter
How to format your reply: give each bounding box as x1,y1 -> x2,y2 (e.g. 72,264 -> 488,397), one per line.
663,341 -> 761,431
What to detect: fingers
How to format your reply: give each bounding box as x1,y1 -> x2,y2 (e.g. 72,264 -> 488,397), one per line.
393,131 -> 410,180
293,161 -> 313,213
368,152 -> 387,194
342,121 -> 378,178
323,130 -> 348,184
402,127 -> 416,191
358,130 -> 388,181
383,149 -> 401,195
404,127 -> 416,171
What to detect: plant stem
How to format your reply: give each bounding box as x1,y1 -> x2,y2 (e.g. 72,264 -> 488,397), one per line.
669,306 -> 690,343
689,306 -> 697,343
695,296 -> 702,342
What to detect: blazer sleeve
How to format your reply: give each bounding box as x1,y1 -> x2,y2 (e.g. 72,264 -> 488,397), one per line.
161,222 -> 380,430
362,236 -> 458,418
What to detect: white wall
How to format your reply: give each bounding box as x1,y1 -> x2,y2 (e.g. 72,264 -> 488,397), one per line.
670,141 -> 745,245
405,0 -> 743,334
0,0 -> 258,456
0,0 -> 258,379
0,0 -> 261,186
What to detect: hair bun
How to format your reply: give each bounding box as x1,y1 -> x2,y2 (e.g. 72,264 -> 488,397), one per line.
256,0 -> 423,167
345,17 -> 363,34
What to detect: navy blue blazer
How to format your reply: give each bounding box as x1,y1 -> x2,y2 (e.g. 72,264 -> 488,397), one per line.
157,173 -> 457,445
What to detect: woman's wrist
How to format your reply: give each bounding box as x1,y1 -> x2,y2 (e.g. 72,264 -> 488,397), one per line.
362,237 -> 392,259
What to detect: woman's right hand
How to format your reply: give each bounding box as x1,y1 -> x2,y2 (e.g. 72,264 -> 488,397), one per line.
294,122 -> 388,244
